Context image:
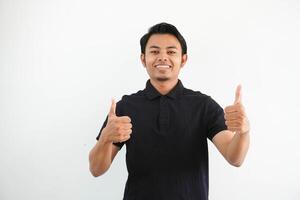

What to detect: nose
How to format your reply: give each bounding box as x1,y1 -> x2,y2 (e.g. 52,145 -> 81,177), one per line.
158,57 -> 167,62
157,53 -> 168,62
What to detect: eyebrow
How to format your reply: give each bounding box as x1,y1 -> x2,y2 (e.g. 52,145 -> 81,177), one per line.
149,45 -> 178,49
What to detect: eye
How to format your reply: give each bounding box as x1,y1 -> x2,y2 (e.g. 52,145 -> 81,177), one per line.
168,51 -> 176,54
150,50 -> 159,54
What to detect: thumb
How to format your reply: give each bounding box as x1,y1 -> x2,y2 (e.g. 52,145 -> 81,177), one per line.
108,98 -> 116,117
234,84 -> 242,104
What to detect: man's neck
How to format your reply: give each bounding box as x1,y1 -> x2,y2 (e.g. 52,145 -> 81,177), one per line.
150,78 -> 179,95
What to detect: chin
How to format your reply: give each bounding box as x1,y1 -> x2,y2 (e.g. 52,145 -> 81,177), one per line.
156,77 -> 170,82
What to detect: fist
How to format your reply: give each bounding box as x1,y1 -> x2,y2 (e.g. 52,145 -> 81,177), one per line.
101,99 -> 132,143
224,85 -> 250,134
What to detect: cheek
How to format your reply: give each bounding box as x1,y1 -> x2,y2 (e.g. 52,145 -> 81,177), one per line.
173,57 -> 183,67
145,56 -> 156,66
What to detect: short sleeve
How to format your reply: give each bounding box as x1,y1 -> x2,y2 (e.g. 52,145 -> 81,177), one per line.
95,101 -> 125,149
205,96 -> 227,141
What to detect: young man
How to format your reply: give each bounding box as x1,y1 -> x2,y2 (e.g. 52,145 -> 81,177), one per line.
89,22 -> 250,200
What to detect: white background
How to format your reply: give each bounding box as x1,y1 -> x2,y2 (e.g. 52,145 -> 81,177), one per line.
1,0 -> 300,199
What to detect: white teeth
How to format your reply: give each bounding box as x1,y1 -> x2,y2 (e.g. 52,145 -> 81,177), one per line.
156,65 -> 170,68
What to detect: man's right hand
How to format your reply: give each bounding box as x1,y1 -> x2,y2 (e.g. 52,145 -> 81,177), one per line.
100,99 -> 132,144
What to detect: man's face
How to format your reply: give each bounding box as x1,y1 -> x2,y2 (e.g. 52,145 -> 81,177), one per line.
141,34 -> 187,83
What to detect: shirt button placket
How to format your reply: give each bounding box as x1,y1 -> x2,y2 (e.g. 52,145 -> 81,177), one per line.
159,96 -> 169,134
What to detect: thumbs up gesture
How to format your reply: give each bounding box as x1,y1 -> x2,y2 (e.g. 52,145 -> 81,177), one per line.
101,99 -> 132,143
224,85 -> 250,134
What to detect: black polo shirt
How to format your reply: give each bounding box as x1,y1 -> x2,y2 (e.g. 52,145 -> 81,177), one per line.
96,79 -> 227,200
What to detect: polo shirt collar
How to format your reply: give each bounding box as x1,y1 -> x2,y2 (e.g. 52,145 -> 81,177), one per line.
144,79 -> 184,100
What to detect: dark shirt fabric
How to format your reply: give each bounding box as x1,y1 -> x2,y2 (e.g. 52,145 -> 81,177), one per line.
96,79 -> 227,200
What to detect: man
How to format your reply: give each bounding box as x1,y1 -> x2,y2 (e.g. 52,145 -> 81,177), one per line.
89,22 -> 250,200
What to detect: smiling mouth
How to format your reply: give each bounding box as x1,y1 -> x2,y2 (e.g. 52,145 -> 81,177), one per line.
155,65 -> 171,69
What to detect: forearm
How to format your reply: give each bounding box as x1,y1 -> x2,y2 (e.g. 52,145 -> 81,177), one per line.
226,131 -> 250,167
89,131 -> 113,177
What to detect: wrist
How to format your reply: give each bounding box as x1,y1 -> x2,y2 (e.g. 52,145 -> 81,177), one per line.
237,130 -> 250,136
99,128 -> 113,145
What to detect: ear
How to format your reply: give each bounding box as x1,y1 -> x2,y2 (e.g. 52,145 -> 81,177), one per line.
140,54 -> 146,68
180,54 -> 188,68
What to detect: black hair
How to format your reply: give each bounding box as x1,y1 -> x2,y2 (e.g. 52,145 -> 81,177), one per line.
140,22 -> 187,55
